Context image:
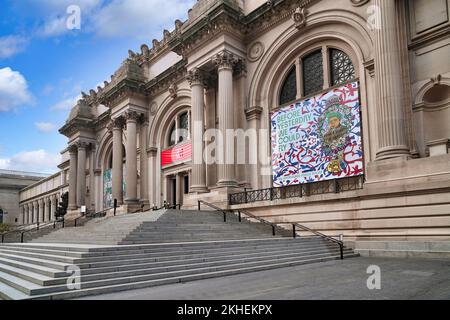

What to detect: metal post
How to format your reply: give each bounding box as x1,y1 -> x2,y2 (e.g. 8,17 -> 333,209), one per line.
21,232 -> 24,243
113,198 -> 117,216
292,224 -> 296,238
334,179 -> 340,193
74,219 -> 77,227
272,225 -> 276,236
299,184 -> 303,198
53,221 -> 56,229
1,234 -> 4,243
198,201 -> 201,211
223,211 -> 226,222
238,211 -> 241,222
62,218 -> 65,228
244,188 -> 248,204
37,221 -> 40,231
340,243 -> 344,260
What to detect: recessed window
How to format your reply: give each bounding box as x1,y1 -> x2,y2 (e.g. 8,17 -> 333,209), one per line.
178,112 -> 189,143
330,49 -> 355,86
167,110 -> 191,148
302,50 -> 324,97
279,67 -> 297,105
168,123 -> 176,147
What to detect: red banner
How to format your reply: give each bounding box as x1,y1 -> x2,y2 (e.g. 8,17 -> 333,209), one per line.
161,142 -> 192,167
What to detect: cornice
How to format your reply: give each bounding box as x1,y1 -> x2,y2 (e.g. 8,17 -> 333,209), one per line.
99,78 -> 147,109
59,118 -> 95,138
145,59 -> 188,97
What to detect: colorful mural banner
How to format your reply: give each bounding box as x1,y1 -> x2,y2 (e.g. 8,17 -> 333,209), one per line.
161,141 -> 192,167
271,81 -> 363,187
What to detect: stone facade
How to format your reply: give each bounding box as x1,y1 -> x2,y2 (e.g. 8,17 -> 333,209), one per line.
18,0 -> 450,240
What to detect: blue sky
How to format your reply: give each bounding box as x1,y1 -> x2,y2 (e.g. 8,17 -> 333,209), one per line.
0,0 -> 195,174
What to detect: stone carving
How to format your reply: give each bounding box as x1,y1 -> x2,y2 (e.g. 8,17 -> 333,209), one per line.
168,82 -> 178,98
76,141 -> 89,149
150,102 -> 158,116
175,19 -> 183,32
109,116 -> 125,131
247,41 -> 265,62
124,110 -> 141,122
292,6 -> 307,29
186,68 -> 206,86
213,51 -> 238,70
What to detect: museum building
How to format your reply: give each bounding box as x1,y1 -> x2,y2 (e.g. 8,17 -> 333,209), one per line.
16,0 -> 450,241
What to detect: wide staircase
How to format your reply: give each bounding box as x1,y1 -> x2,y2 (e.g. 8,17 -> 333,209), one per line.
0,209 -> 358,300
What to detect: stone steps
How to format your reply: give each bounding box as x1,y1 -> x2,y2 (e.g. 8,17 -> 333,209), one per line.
0,238 -> 357,299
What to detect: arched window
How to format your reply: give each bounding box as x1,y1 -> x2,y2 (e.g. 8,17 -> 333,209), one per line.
168,122 -> 177,146
330,49 -> 356,86
278,46 -> 356,105
166,110 -> 191,148
279,67 -> 297,105
302,50 -> 324,97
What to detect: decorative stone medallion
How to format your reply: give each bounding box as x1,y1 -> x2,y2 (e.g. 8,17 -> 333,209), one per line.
247,41 -> 265,62
150,102 -> 158,116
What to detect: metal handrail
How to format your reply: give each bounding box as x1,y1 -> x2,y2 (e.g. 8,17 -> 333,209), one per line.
1,219 -> 64,244
237,208 -> 344,259
198,200 -> 228,222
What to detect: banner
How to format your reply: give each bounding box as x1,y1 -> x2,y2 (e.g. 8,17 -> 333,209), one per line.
271,82 -> 363,187
161,142 -> 192,167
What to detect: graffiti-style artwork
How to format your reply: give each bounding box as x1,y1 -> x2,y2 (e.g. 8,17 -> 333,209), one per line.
271,82 -> 363,187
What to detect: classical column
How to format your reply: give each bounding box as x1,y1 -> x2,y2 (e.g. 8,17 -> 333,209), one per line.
68,145 -> 78,210
214,51 -> 238,187
38,199 -> 44,223
50,194 -> 56,221
111,117 -> 125,205
374,0 -> 410,160
28,203 -> 32,224
176,173 -> 182,205
43,198 -> 48,222
245,106 -> 263,190
139,117 -> 149,205
76,141 -> 87,207
125,110 -> 140,204
187,68 -> 208,192
147,147 -> 158,207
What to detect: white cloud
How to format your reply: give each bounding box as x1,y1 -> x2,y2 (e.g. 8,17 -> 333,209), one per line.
0,149 -> 61,174
39,16 -> 69,37
35,122 -> 56,133
0,35 -> 29,59
91,0 -> 195,38
0,67 -> 34,112
50,95 -> 80,110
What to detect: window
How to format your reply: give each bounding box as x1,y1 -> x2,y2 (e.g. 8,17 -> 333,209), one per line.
302,50 -> 324,97
168,123 -> 177,146
279,67 -> 297,105
167,110 -> 191,148
330,49 -> 355,86
178,112 -> 189,143
278,46 -> 356,105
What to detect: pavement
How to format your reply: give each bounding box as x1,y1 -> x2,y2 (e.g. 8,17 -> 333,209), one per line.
75,256 -> 450,300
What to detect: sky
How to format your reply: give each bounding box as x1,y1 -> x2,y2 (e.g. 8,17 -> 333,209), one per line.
0,0 -> 195,174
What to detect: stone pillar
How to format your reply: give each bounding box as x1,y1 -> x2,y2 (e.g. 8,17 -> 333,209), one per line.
50,194 -> 56,221
176,173 -> 182,206
214,51 -> 238,187
89,145 -> 96,211
68,145 -> 78,210
33,202 -> 38,223
147,147 -> 158,207
76,141 -> 87,207
139,118 -> 149,206
38,199 -> 44,223
245,106 -> 263,190
125,110 -> 140,205
111,117 -> 125,205
374,0 -> 410,160
28,204 -> 32,224
43,198 -> 48,222
187,68 -> 208,192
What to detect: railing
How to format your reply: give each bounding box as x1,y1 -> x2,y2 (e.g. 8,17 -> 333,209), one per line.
229,175 -> 364,205
198,200 -> 228,222
1,218 -> 65,244
197,200 -> 345,260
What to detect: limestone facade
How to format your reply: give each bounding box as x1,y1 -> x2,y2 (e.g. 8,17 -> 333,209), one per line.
18,0 -> 450,240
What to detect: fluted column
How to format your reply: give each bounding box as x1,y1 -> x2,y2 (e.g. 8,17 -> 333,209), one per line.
111,117 -> 125,205
43,198 -> 49,222
148,147 -> 158,207
125,110 -> 139,204
214,51 -> 238,187
38,199 -> 44,223
32,202 -> 37,223
76,141 -> 87,207
187,68 -> 208,193
28,204 -> 32,224
374,0 -> 410,160
68,145 -> 78,210
139,117 -> 149,205
50,194 -> 56,221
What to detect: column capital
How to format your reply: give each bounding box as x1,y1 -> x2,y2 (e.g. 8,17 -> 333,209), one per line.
75,141 -> 89,150
245,106 -> 263,121
68,144 -> 78,154
108,116 -> 125,131
186,68 -> 207,87
213,50 -> 239,71
124,110 -> 141,123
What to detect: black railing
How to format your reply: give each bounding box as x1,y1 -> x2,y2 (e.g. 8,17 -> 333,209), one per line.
235,208 -> 345,260
1,218 -> 65,244
229,175 -> 364,205
198,200 -> 228,222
